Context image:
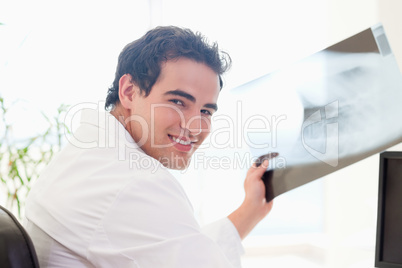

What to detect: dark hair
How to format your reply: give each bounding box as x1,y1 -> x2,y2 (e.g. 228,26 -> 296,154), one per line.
105,26 -> 232,110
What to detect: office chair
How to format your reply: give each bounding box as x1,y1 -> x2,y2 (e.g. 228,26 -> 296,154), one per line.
0,205 -> 40,268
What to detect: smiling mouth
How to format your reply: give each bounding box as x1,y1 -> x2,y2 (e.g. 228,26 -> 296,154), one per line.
168,134 -> 192,145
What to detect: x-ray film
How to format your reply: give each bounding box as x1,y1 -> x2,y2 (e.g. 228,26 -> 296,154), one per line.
230,24 -> 402,202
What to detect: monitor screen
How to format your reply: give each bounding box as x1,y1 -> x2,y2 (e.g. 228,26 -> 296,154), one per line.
375,151 -> 402,268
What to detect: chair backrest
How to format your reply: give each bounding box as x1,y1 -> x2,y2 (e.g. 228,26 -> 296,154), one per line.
0,205 -> 40,268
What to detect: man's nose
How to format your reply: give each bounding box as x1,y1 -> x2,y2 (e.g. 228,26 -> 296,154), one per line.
182,113 -> 206,136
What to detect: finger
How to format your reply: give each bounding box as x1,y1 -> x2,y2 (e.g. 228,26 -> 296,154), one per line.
255,159 -> 269,170
248,159 -> 269,178
255,152 -> 279,167
248,161 -> 264,174
260,159 -> 269,169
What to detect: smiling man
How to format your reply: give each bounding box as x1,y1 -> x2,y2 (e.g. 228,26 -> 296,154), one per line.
111,57 -> 219,170
24,26 -> 273,267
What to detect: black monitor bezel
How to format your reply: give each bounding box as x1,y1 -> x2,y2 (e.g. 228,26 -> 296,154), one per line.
375,151 -> 402,268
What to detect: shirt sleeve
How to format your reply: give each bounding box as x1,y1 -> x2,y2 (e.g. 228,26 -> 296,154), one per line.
201,217 -> 245,267
85,171 -> 244,268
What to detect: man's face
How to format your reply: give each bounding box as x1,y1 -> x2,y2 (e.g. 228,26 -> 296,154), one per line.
126,58 -> 220,170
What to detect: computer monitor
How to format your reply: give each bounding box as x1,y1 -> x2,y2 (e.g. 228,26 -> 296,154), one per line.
375,151 -> 402,267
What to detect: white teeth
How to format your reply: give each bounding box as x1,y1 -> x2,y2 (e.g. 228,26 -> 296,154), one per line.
173,137 -> 191,145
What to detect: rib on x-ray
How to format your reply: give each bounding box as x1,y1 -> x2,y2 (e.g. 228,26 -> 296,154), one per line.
228,24 -> 402,202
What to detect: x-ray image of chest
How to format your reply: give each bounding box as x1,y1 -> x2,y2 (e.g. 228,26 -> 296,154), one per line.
222,24 -> 402,200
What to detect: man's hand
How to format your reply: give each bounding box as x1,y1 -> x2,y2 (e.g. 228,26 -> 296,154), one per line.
228,160 -> 274,240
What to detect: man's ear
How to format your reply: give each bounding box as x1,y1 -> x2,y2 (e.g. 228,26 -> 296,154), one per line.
118,74 -> 139,109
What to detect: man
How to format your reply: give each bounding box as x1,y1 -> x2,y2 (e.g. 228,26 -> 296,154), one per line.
25,26 -> 273,267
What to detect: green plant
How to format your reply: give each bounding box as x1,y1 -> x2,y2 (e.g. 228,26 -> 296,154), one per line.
0,97 -> 70,218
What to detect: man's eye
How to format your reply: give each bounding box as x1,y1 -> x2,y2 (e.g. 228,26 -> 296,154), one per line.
201,109 -> 212,116
170,99 -> 184,106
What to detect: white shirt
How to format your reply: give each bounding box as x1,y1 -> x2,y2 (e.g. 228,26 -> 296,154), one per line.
24,109 -> 244,268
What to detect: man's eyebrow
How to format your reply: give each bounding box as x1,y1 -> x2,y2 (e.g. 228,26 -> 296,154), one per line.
164,90 -> 195,102
205,103 -> 218,112
164,89 -> 218,111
